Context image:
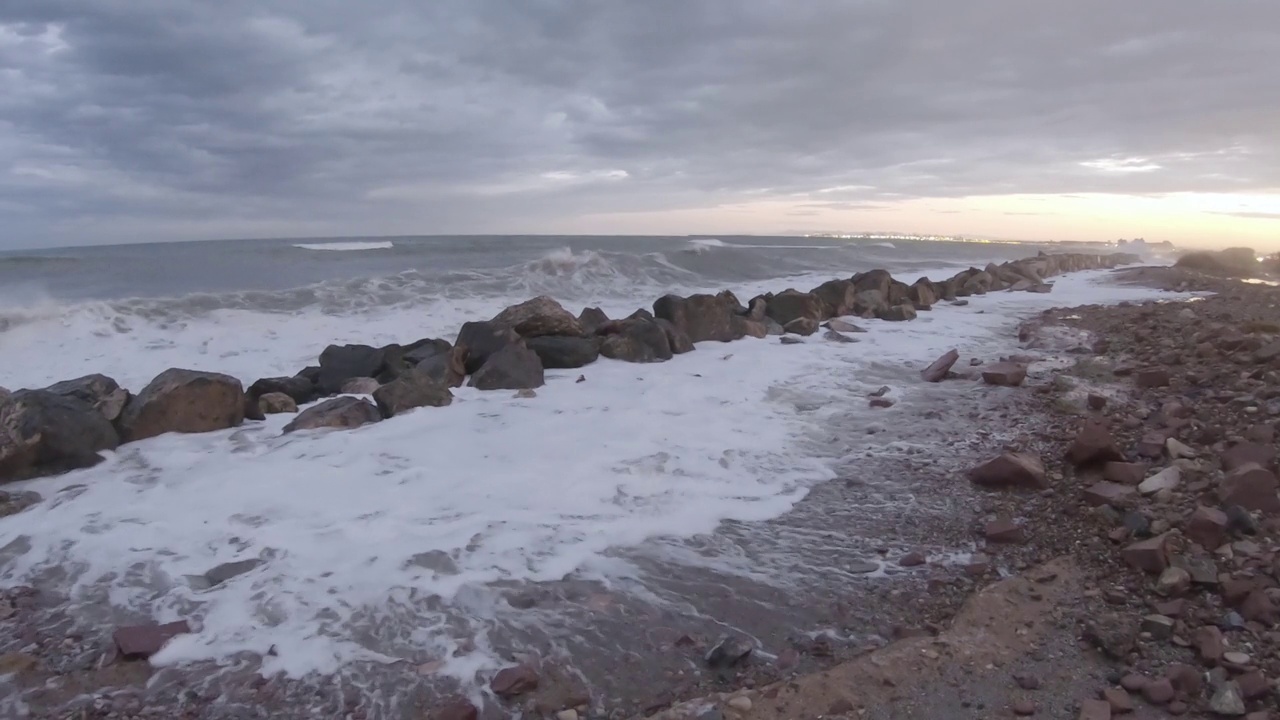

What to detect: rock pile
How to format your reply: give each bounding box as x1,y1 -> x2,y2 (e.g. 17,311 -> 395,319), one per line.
0,251 -> 1137,484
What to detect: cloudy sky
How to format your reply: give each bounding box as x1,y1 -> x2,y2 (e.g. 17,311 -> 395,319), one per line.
2,0 -> 1279,250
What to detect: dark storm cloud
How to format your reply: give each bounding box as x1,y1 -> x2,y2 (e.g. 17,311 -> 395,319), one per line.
2,0 -> 1279,246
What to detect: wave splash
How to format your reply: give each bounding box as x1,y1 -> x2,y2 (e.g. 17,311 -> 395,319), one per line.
293,241 -> 395,252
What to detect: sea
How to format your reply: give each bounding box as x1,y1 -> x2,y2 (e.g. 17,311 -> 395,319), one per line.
0,235 -> 1180,716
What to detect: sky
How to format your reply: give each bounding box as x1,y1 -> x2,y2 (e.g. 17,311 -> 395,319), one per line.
2,0 -> 1279,251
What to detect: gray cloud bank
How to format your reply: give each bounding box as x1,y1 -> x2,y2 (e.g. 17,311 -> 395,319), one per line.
2,0 -> 1278,247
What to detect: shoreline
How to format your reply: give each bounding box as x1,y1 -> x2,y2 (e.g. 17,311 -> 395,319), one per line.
1,253 -> 1227,720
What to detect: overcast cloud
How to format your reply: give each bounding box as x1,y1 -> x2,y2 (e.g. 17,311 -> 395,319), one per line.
2,0 -> 1278,248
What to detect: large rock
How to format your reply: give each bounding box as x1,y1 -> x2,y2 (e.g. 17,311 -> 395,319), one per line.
318,344 -> 386,395
1220,463 -> 1280,513
920,349 -> 960,382
258,393 -> 298,414
852,290 -> 889,318
525,336 -> 600,369
492,296 -> 584,338
981,363 -> 1027,387
969,452 -> 1048,490
653,293 -> 744,343
598,319 -> 673,363
248,375 -> 317,405
282,397 -> 382,434
877,304 -> 917,322
577,307 -> 610,334
654,319 -> 695,354
455,321 -> 522,375
340,377 -> 381,395
1066,421 -> 1125,467
415,346 -> 468,388
810,279 -> 856,318
852,269 -> 893,297
118,369 -> 245,443
468,345 -> 545,390
373,371 -> 454,417
764,290 -> 825,327
378,338 -> 453,382
1221,443 -> 1276,472
908,278 -> 937,309
44,374 -> 129,423
1,390 -> 119,481
784,318 -> 819,336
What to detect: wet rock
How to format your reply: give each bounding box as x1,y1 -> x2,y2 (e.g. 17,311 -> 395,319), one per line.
706,636 -> 753,668
653,292 -> 746,344
492,296 -> 584,338
524,336 -> 601,369
982,363 -> 1028,387
1186,506 -> 1229,549
1104,462 -> 1146,485
455,321 -> 522,374
248,375 -> 317,405
780,336 -> 804,345
823,329 -> 857,344
869,397 -> 895,408
118,369 -> 245,442
434,698 -> 479,720
825,319 -> 867,333
318,344 -> 386,394
203,559 -> 264,588
1136,367 -> 1171,389
340,377 -> 381,394
1122,533 -> 1170,574
1084,613 -> 1137,659
577,307 -> 610,335
1220,463 -> 1280,513
1083,482 -> 1136,507
877,304 -> 917,322
113,620 -> 191,660
783,318 -> 819,336
1208,681 -> 1246,716
1142,678 -> 1175,705
1196,625 -> 1225,663
1139,466 -> 1182,496
921,349 -> 960,382
1088,393 -> 1109,411
373,371 -> 454,416
1067,421 -> 1126,467
764,290 -> 825,326
44,374 -> 129,422
469,345 -> 545,391
898,551 -> 927,567
415,346 -> 469,388
809,279 -> 857,317
258,392 -> 297,414
1102,687 -> 1133,714
490,665 -> 539,697
282,397 -> 382,434
969,452 -> 1048,490
598,318 -> 674,363
1,390 -> 119,481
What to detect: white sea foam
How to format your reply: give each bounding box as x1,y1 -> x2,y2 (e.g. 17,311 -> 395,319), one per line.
294,241 -> 395,251
0,267 -> 1186,687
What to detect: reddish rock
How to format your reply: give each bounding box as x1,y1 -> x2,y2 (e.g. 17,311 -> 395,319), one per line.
1195,625 -> 1224,663
1078,698 -> 1111,720
434,698 -> 480,720
490,665 -> 539,697
920,349 -> 960,382
1013,698 -> 1036,716
1104,462 -> 1146,485
969,452 -> 1048,490
898,551 -> 927,567
1240,589 -> 1277,623
1222,442 -> 1277,472
981,362 -> 1028,387
1102,687 -> 1133,714
1165,663 -> 1202,695
1119,674 -> 1148,692
113,620 -> 191,660
1221,578 -> 1256,605
1220,463 -> 1280,513
984,518 -> 1023,543
870,397 -> 895,409
1185,506 -> 1229,549
1237,670 -> 1269,700
1142,678 -> 1175,705
1135,432 -> 1168,459
1082,482 -> 1136,507
1087,393 -> 1109,411
1121,534 -> 1169,574
1067,421 -> 1125,467
1135,367 -> 1171,389
1245,424 -> 1275,444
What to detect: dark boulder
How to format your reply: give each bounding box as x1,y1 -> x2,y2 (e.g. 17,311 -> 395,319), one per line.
851,290 -> 889,318
852,269 -> 893,298
118,369 -> 245,443
492,296 -> 584,338
403,338 -> 453,365
318,344 -> 386,395
877,304 -> 918,322
469,345 -> 545,390
258,393 -> 298,414
455,321 -> 522,374
243,393 -> 265,421
764,290 -> 824,326
373,370 -> 454,417
810,279 -> 856,318
887,280 -> 911,306
340,377 -> 381,395
44,374 -> 129,423
735,318 -> 769,338
282,396 -> 382,434
651,318 -> 694,354
599,319 -> 673,363
248,375 -> 317,405
578,307 -> 610,334
378,338 -> 452,382
908,278 -> 937,310
1,390 -> 119,482
653,293 -> 744,343
415,346 -> 468,388
525,336 -> 601,369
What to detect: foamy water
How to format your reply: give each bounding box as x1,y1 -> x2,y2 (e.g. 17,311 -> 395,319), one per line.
0,242 -> 1182,699
293,241 -> 396,251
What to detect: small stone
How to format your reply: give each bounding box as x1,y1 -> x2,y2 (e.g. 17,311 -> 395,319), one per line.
435,698 -> 480,720
556,711 -> 578,720
1104,462 -> 1147,485
1013,698 -> 1037,716
1122,534 -> 1169,574
984,518 -> 1023,543
1138,466 -> 1182,496
898,551 -> 927,567
1119,674 -> 1148,692
1196,625 -> 1225,663
1083,482 -> 1137,507
113,620 -> 191,660
706,636 -> 753,668
1222,651 -> 1251,666
1014,674 -> 1041,690
1067,421 -> 1126,467
726,696 -> 752,713
1136,367 -> 1171,388
1167,438 -> 1197,459
1142,678 -> 1175,705
1208,681 -> 1246,716
490,665 -> 538,697
1186,506 -> 1230,550
1156,567 -> 1191,596
1102,687 -> 1133,714
982,362 -> 1028,387
1166,663 -> 1202,695
1236,670 -> 1269,700
1078,698 -> 1111,720
1088,393 -> 1108,411
1141,614 -> 1175,640
870,397 -> 895,408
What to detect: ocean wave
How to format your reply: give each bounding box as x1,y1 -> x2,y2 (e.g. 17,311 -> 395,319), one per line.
293,241 -> 395,252
0,254 -> 80,267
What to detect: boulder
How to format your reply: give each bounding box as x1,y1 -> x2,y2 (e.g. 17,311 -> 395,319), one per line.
1066,422 -> 1125,467
282,397 -> 382,434
735,318 -> 769,338
317,344 -> 386,395
377,338 -> 453,382
258,393 -> 298,414
877,304 -> 917,322
373,371 -> 454,417
468,345 -> 545,390
1122,534 -> 1169,574
1185,506 -> 1228,549
598,319 -> 673,363
852,290 -> 889,318
340,377 -> 381,395
1220,463 -> 1280,513
578,307 -> 610,335
981,363 -> 1027,387
852,269 -> 893,298
653,293 -> 744,343
44,374 -> 129,422
248,375 -> 317,405
1,390 -> 119,481
525,336 -> 601,369
401,338 -> 454,366
1104,461 -> 1146,485
764,290 -> 824,326
783,318 -> 819,336
118,369 -> 245,443
969,452 -> 1048,490
490,665 -> 538,697
920,349 -> 960,382
824,329 -> 857,344
415,346 -> 468,388
243,393 -> 265,422
455,321 -> 522,375
809,279 -> 855,318
654,318 -> 695,354
1221,443 -> 1276,472
492,296 -> 584,338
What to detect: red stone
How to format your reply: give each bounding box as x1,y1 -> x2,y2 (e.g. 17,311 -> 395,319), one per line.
1135,432 -> 1167,459
112,620 -> 191,660
969,452 -> 1048,490
1102,687 -> 1132,713
1121,534 -> 1168,574
1165,663 -> 1202,695
1237,670 -> 1269,700
1082,482 -> 1136,507
1241,589 -> 1277,623
1067,421 -> 1125,467
1185,506 -> 1229,549
1220,463 -> 1280,513
490,665 -> 539,697
434,698 -> 479,720
1135,367 -> 1170,388
984,518 -> 1023,543
1103,462 -> 1146,485
1142,678 -> 1175,705
981,362 -> 1028,387
1195,625 -> 1224,663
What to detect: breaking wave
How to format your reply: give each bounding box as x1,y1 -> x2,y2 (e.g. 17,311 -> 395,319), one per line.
293,241 -> 395,252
